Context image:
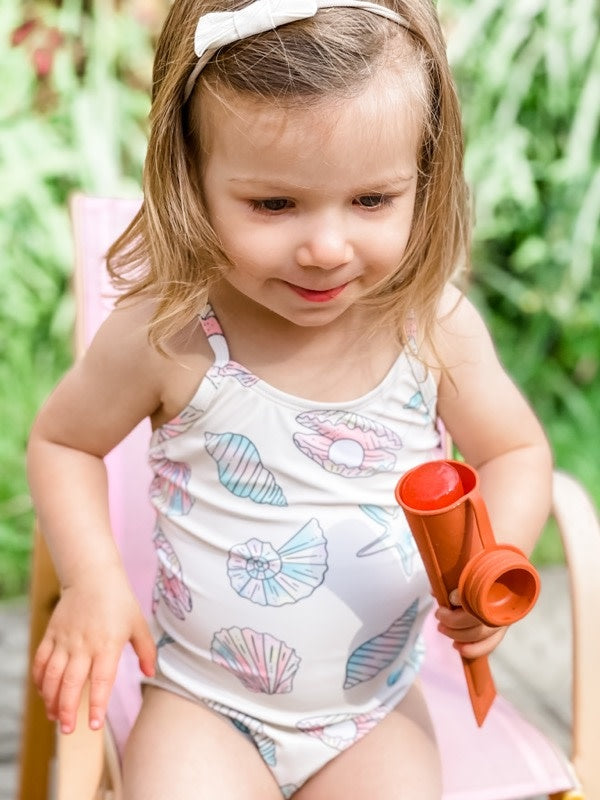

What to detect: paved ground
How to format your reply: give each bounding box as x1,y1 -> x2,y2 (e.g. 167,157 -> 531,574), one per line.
1,566 -> 570,800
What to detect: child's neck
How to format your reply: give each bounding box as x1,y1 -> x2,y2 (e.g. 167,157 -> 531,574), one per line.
208,287 -> 399,403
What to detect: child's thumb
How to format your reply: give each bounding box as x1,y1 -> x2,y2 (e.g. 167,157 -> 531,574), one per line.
131,622 -> 157,678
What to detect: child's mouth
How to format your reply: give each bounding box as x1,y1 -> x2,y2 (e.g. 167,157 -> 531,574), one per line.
287,283 -> 348,302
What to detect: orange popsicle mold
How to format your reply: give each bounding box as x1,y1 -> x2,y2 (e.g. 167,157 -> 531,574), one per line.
395,460 -> 541,726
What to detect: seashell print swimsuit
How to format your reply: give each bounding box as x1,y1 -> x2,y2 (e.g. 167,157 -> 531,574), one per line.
146,304 -> 442,796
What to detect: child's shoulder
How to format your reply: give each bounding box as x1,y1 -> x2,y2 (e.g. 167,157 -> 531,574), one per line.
85,296 -> 214,427
431,283 -> 495,363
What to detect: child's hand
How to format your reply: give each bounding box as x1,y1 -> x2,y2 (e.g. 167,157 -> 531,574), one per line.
32,565 -> 156,734
434,590 -> 507,659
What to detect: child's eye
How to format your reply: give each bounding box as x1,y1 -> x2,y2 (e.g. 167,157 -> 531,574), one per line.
249,198 -> 293,213
354,194 -> 393,209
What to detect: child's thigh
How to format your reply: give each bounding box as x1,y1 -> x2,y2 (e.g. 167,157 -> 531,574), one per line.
122,686 -> 282,800
294,682 -> 442,800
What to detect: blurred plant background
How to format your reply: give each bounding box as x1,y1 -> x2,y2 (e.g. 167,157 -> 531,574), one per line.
0,0 -> 598,596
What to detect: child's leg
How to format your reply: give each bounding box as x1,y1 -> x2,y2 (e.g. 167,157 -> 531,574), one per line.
122,686 -> 283,800
294,682 -> 442,800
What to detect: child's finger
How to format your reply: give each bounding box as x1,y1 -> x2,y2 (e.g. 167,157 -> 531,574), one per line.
453,627 -> 506,658
88,650 -> 120,731
40,647 -> 69,718
438,621 -> 494,642
131,623 -> 157,678
435,605 -> 480,629
32,636 -> 55,690
57,654 -> 92,734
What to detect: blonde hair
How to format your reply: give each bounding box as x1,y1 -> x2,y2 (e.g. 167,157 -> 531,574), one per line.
107,0 -> 470,353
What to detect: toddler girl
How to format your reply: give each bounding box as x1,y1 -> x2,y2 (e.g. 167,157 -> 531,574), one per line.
28,1 -> 552,798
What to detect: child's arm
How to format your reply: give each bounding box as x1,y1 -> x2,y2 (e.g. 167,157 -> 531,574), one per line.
27,301 -> 168,734
433,285 -> 553,660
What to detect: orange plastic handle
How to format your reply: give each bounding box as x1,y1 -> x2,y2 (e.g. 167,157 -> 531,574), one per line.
396,459 -> 540,726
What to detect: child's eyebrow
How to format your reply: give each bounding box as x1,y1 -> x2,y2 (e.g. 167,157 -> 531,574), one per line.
228,173 -> 415,190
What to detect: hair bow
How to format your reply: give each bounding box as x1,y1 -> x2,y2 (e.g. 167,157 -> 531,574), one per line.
184,0 -> 409,100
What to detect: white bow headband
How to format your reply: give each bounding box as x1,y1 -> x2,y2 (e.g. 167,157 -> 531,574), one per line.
183,0 -> 410,100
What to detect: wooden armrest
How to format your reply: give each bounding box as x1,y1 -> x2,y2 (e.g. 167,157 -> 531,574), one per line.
18,527 -> 60,800
55,683 -> 122,800
552,471 -> 600,797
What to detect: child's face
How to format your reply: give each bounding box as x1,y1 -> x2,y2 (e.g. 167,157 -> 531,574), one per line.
199,70 -> 421,330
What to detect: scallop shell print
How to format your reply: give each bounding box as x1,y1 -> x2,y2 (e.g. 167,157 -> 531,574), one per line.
211,627 -> 300,694
154,405 -> 203,443
149,451 -> 194,516
356,504 -> 417,576
214,362 -> 260,388
227,518 -> 327,606
293,410 -> 402,478
206,432 -> 287,506
343,599 -> 419,689
297,707 -> 388,750
204,700 -> 277,766
152,529 -> 193,620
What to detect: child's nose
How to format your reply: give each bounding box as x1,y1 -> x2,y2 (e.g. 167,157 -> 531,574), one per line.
296,217 -> 353,270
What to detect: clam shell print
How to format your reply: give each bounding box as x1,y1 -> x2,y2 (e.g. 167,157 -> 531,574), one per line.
297,707 -> 389,750
293,410 -> 403,478
149,451 -> 194,516
227,518 -> 328,606
206,432 -> 287,506
356,504 -> 417,576
152,529 -> 193,620
344,599 -> 419,689
204,700 -> 277,766
211,627 -> 301,694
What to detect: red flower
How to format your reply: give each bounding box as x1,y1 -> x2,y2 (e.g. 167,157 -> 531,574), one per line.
10,18 -> 65,80
10,19 -> 38,47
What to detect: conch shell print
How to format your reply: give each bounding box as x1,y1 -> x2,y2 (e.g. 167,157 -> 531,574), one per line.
387,636 -> 425,687
206,432 -> 287,506
149,451 -> 194,516
343,599 -> 419,689
297,707 -> 388,750
227,518 -> 328,606
204,700 -> 277,766
293,410 -> 402,478
211,627 -> 301,694
152,529 -> 193,620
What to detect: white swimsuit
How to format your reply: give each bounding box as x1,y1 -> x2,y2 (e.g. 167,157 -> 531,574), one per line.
147,305 -> 441,796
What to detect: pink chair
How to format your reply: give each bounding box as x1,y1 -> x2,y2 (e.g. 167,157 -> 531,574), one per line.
18,194 -> 600,800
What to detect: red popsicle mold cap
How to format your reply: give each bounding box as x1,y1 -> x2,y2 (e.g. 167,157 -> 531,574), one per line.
400,460 -> 465,510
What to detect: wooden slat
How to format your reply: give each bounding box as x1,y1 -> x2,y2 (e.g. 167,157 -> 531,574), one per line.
17,527 -> 60,800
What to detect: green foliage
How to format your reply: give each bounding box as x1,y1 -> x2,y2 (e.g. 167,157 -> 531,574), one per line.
1,0 -> 598,595
0,1 -> 153,595
440,0 -> 600,510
